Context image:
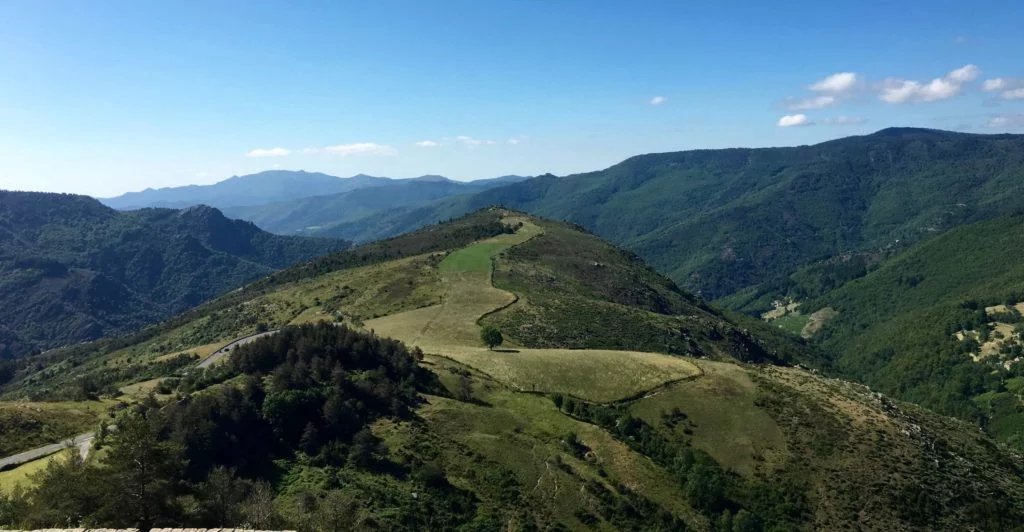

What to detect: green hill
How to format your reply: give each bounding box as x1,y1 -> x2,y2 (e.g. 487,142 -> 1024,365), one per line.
0,191 -> 348,358
2,209 -> 1021,530
312,128 -> 1024,301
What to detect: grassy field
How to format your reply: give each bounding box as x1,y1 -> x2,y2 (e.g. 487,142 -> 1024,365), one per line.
771,311 -> 811,336
439,242 -> 512,272
394,355 -> 706,529
429,349 -> 699,403
0,452 -> 62,491
369,220 -> 702,402
118,377 -> 168,399
629,360 -> 785,476
0,401 -> 110,457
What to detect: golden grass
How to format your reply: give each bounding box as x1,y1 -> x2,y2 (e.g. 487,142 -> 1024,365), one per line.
368,220 -> 699,402
432,347 -> 700,403
118,377 -> 166,398
154,341 -> 223,362
985,302 -> 1024,315
630,360 -> 785,476
409,357 -> 704,527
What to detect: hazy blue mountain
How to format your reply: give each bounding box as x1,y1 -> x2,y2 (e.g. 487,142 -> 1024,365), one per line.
222,176 -> 531,236
100,171 -> 395,210
101,171 -> 531,212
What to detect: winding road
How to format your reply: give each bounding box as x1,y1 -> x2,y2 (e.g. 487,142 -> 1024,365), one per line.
0,432 -> 94,471
196,330 -> 278,368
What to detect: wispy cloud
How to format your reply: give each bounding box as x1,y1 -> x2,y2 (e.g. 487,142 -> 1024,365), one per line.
302,147 -> 320,154
982,77 -> 1024,100
809,72 -> 858,93
245,147 -> 291,158
878,64 -> 980,103
986,114 -> 1024,128
649,95 -> 667,106
415,140 -> 441,148
777,114 -> 812,127
786,95 -> 836,111
456,135 -> 497,146
324,142 -> 397,156
822,116 -> 866,125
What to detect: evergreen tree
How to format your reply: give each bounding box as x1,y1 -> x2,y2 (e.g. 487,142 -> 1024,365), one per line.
95,411 -> 184,528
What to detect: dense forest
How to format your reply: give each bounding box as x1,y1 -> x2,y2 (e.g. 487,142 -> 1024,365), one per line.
309,128 -> 1024,299
0,191 -> 348,357
0,323 -> 438,529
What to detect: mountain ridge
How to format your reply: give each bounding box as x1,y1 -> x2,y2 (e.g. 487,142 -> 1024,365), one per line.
0,191 -> 348,357
2,209 -> 1021,530
100,170 -> 531,211
305,128 -> 1024,298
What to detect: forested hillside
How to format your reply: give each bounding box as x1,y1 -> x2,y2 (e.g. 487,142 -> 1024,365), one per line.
0,191 -> 347,357
3,212 -> 1022,531
314,128 -> 1024,300
789,215 -> 1024,445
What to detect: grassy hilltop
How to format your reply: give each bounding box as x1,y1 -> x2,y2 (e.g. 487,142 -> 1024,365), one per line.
1,209 -> 1022,530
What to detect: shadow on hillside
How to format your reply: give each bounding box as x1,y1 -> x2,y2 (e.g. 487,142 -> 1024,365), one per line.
491,348 -> 520,353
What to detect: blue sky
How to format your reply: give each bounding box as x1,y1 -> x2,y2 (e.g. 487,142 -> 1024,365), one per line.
1,1 -> 1022,197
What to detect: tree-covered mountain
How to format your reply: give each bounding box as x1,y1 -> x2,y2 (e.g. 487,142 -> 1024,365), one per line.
758,214 -> 1024,446
100,170 -> 394,210
0,191 -> 348,357
316,128 -> 1024,299
3,210 -> 1022,530
101,169 -> 530,212
221,176 -> 529,236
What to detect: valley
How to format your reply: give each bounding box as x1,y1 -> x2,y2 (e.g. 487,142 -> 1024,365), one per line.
1,210 -> 1022,530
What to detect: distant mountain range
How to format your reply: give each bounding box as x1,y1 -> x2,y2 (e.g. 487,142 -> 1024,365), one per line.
220,174 -> 529,235
0,191 -> 348,357
313,128 -> 1024,298
100,170 -> 530,211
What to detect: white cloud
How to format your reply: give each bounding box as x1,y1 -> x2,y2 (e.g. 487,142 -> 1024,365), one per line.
649,95 -> 667,106
985,114 -> 1024,128
456,135 -> 497,146
323,142 -> 397,156
947,64 -> 981,82
1004,88 -> 1024,100
822,116 -> 866,125
787,95 -> 836,110
245,147 -> 291,158
415,140 -> 441,148
809,72 -> 857,93
302,147 -> 320,154
507,138 -> 521,145
878,64 -> 981,104
777,114 -> 812,127
272,164 -> 281,169
983,78 -> 1007,91
981,78 -> 1024,99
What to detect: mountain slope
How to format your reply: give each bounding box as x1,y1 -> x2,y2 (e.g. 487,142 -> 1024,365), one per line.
319,128 -> 1024,300
0,191 -> 347,356
2,209 -> 1021,530
221,177 -> 526,236
787,215 -> 1024,443
100,170 -> 396,210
